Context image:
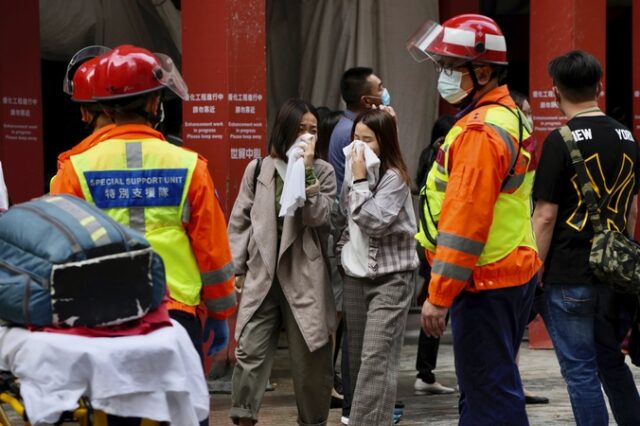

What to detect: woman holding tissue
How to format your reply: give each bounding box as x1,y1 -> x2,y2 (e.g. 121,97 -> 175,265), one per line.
337,109 -> 419,426
227,98 -> 337,426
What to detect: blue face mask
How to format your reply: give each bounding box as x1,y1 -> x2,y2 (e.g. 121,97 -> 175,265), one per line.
437,70 -> 471,104
381,88 -> 391,106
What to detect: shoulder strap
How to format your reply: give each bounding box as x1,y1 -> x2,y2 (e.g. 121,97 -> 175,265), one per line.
474,101 -> 524,145
252,157 -> 262,193
473,101 -> 523,190
558,125 -> 604,233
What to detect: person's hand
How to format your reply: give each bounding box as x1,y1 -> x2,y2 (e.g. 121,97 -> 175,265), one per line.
371,104 -> 398,124
351,144 -> 367,181
298,134 -> 316,167
203,317 -> 229,356
302,139 -> 315,167
421,300 -> 448,338
234,275 -> 246,293
536,266 -> 545,287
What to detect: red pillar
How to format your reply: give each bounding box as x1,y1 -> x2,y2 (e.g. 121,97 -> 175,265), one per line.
0,0 -> 44,203
528,0 -> 607,349
634,2 -> 640,142
438,0 -> 480,19
182,0 -> 267,217
633,2 -> 640,240
182,0 -> 267,373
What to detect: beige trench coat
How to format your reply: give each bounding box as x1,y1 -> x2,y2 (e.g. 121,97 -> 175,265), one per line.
227,156 -> 337,352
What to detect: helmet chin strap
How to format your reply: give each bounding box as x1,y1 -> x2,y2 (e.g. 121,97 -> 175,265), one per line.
455,62 -> 480,109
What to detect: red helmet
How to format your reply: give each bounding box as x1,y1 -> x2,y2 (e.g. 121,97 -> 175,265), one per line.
407,14 -> 507,66
68,57 -> 101,102
63,45 -> 112,102
92,45 -> 188,101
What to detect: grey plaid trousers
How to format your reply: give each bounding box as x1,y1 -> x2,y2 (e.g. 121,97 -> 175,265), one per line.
344,271 -> 414,426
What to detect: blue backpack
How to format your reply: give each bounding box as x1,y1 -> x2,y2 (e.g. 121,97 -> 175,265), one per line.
0,194 -> 166,327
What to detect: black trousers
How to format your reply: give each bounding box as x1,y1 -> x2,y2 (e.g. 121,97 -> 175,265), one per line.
416,328 -> 440,383
415,263 -> 448,384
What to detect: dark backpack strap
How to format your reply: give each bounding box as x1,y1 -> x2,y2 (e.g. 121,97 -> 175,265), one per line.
474,101 -> 524,190
252,157 -> 262,194
558,125 -> 604,234
417,137 -> 445,246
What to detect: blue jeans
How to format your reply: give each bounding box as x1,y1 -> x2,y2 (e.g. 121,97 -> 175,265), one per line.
595,285 -> 640,425
536,283 -> 640,426
451,276 -> 536,426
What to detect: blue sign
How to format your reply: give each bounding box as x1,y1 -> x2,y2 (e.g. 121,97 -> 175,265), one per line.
84,169 -> 188,208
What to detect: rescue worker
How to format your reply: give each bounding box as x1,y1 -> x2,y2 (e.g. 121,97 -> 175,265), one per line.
52,46 -> 115,183
51,45 -> 236,374
407,14 -> 541,425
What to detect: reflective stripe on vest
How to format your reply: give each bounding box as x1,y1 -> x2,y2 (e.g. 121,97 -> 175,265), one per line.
438,231 -> 485,257
486,123 -> 526,192
416,105 -> 536,267
71,137 -> 203,306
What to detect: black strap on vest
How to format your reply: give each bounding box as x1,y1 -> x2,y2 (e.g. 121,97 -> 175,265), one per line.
473,101 -> 524,189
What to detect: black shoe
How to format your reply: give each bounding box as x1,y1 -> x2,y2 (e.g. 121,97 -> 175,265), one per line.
394,401 -> 405,409
525,395 -> 549,404
330,396 -> 344,409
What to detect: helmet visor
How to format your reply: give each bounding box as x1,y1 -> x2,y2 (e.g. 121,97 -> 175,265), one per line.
406,20 -> 444,63
406,20 -> 482,67
154,53 -> 189,101
63,45 -> 112,95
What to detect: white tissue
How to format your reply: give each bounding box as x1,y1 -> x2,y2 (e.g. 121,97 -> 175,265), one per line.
342,140 -> 380,190
278,133 -> 315,217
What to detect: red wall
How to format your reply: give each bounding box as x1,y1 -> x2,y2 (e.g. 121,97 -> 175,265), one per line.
0,0 -> 44,203
633,2 -> 640,240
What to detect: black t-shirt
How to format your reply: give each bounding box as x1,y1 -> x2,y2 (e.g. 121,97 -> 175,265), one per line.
533,115 -> 640,284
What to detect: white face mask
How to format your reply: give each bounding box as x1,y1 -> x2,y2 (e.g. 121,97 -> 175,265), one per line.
437,70 -> 471,104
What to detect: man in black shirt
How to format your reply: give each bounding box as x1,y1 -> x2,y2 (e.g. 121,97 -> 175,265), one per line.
532,50 -> 640,426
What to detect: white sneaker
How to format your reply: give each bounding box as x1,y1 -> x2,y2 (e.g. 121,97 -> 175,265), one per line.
341,415 -> 349,425
414,378 -> 455,395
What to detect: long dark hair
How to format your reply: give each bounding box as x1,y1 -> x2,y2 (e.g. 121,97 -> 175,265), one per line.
415,115 -> 455,185
351,109 -> 411,186
268,98 -> 318,160
316,108 -> 343,161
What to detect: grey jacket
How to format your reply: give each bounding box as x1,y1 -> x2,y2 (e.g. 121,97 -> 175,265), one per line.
336,168 -> 419,277
227,156 -> 337,352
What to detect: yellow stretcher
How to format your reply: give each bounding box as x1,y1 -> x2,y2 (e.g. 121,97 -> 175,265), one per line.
0,374 -> 164,426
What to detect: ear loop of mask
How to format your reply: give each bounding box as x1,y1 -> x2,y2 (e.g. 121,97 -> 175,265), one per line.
153,101 -> 165,130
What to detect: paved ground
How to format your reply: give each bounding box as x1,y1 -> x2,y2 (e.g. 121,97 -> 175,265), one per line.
2,311 -> 638,425
209,311 -> 640,426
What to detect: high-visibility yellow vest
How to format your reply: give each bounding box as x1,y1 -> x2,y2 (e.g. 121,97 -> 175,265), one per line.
71,137 -> 202,306
416,105 -> 536,265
